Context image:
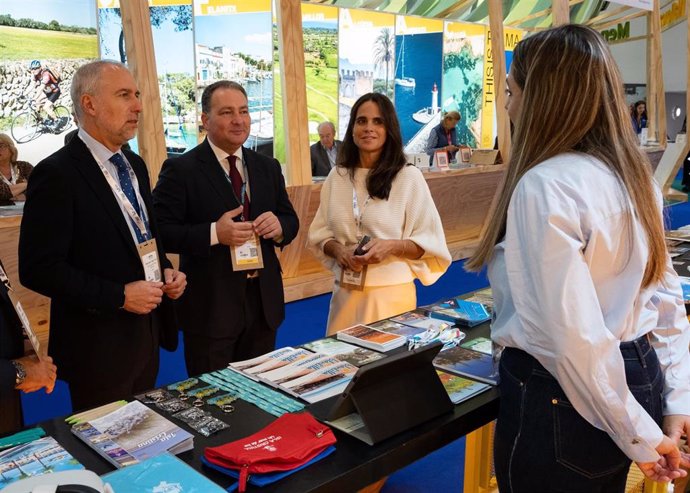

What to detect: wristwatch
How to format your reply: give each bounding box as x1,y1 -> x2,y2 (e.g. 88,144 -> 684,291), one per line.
11,360 -> 26,387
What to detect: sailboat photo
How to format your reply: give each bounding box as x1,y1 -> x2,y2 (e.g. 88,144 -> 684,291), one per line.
395,36 -> 415,88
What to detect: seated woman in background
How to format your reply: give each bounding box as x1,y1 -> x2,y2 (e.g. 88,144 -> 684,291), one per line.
425,110 -> 461,166
631,100 -> 647,135
466,24 -> 690,492
308,92 -> 451,336
0,133 -> 33,203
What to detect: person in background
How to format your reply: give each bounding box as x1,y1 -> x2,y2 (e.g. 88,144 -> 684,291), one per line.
310,121 -> 342,177
0,259 -> 56,435
29,60 -> 60,124
153,80 -> 299,376
425,110 -> 461,166
19,60 -> 186,411
631,100 -> 648,135
0,133 -> 33,203
467,25 -> 690,492
308,92 -> 451,336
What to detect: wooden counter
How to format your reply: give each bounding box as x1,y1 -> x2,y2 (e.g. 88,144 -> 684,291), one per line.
0,164 -> 505,340
280,165 -> 505,302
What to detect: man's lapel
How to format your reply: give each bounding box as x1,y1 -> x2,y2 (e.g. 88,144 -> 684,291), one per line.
198,139 -> 240,211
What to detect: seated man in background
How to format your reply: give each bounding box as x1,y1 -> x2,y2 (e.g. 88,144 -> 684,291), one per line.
310,121 -> 342,177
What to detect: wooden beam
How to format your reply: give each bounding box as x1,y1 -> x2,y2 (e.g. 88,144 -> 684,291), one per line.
651,0 -> 667,146
591,10 -> 646,31
552,0 -> 570,26
584,4 -> 631,26
277,0 -> 311,186
646,11 -> 657,142
119,0 -> 167,186
488,0 -> 510,162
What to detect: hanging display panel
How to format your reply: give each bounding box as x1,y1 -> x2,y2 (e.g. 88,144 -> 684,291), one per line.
194,0 -> 274,157
338,8 -> 395,137
442,21 -> 485,149
480,26 -> 522,148
302,3 -> 339,145
1,0 -> 97,166
393,15 -> 443,154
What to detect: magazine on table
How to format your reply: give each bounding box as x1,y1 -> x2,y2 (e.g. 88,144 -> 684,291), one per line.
302,337 -> 386,366
279,361 -> 358,403
389,310 -> 450,331
71,400 -> 194,468
336,324 -> 407,352
433,345 -> 498,385
421,297 -> 491,327
368,319 -> 427,339
460,336 -> 493,355
242,348 -> 314,376
436,370 -> 492,404
228,347 -> 299,378
257,353 -> 344,386
0,436 -> 83,488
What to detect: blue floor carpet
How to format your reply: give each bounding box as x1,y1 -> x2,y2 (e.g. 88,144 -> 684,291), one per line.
19,198 -> 690,491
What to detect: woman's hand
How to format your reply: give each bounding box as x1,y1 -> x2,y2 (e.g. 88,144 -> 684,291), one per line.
635,435 -> 688,482
352,239 -> 400,266
324,240 -> 362,272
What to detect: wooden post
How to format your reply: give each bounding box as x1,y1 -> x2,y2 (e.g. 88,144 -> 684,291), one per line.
276,0 -> 311,186
551,0 -> 570,26
119,0 -> 168,185
649,0 -> 667,146
488,0 -> 510,161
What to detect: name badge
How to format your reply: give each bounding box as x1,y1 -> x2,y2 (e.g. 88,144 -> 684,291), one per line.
340,265 -> 367,291
230,233 -> 264,271
138,238 -> 162,282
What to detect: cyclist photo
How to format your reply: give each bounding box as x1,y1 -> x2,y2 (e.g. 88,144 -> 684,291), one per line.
29,60 -> 61,128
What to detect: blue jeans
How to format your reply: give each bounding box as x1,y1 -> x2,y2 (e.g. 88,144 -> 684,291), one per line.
494,335 -> 664,493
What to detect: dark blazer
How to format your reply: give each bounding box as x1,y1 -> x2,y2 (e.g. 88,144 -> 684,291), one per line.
0,261 -> 23,433
18,136 -> 176,386
152,139 -> 299,339
310,140 -> 342,177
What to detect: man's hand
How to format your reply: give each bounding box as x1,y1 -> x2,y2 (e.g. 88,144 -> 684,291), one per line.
253,211 -> 283,240
636,435 -> 688,482
162,268 -> 187,300
15,355 -> 57,394
216,206 -> 254,246
123,280 -> 164,314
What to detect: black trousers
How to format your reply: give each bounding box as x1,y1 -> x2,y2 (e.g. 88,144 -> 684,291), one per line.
494,335 -> 663,493
183,277 -> 277,377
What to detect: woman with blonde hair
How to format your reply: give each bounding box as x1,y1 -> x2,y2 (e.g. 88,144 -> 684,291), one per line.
466,25 -> 690,492
0,133 -> 33,203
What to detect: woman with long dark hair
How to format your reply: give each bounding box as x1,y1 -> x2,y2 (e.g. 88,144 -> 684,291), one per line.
466,25 -> 690,492
308,93 -> 450,335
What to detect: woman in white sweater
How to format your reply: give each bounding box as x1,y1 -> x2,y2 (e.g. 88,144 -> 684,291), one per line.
308,93 -> 451,335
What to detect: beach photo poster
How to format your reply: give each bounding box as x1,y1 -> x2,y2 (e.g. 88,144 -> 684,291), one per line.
338,8 -> 395,138
1,0 -> 97,165
394,15 -> 443,151
480,26 -> 522,148
302,4 -> 339,146
194,0 -> 274,157
442,21 -> 485,149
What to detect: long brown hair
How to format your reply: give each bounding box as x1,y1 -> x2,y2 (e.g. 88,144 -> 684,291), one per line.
466,25 -> 666,288
338,93 -> 409,200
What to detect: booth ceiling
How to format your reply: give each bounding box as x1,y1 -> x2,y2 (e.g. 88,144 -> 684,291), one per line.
303,0 -> 608,29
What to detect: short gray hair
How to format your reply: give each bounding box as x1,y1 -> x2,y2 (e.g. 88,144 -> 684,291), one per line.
71,60 -> 127,120
317,121 -> 335,134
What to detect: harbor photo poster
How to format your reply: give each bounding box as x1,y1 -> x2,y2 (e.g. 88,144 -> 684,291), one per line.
394,15 -> 443,153
194,0 -> 274,157
442,21 -> 485,149
338,8 -> 395,137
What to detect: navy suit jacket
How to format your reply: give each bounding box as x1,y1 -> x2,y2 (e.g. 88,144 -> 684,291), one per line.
18,136 -> 176,385
152,140 -> 299,339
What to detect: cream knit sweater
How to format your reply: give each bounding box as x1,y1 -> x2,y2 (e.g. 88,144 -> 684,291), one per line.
308,165 -> 451,287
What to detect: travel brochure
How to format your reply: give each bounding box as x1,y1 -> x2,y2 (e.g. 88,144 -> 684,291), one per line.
71,400 -> 194,469
436,370 -> 491,404
433,345 -> 498,385
302,338 -> 386,366
336,324 -> 407,352
0,436 -> 83,488
421,297 -> 491,327
280,361 -> 358,403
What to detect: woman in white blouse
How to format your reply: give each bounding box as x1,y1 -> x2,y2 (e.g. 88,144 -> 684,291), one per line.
308,93 -> 451,335
466,25 -> 690,492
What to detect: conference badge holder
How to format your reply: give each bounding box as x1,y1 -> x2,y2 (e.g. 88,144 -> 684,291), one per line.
137,239 -> 162,282
230,233 -> 264,272
340,265 -> 367,291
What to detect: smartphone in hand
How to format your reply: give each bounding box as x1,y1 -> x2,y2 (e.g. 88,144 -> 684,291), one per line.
353,235 -> 371,256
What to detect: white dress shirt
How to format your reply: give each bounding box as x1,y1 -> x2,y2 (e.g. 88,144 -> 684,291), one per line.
78,129 -> 149,246
488,152 -> 690,463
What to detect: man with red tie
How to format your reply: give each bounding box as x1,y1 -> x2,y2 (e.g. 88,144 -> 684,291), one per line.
153,80 -> 299,376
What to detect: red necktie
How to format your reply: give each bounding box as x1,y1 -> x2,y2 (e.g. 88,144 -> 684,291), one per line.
227,155 -> 250,220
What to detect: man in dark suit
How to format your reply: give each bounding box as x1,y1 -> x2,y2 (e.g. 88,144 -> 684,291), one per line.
310,121 -> 342,177
19,60 -> 186,411
0,260 -> 56,434
153,80 -> 299,376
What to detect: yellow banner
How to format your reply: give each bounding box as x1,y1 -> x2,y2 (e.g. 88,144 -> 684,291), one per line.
194,0 -> 271,16
395,15 -> 443,35
341,8 -> 394,29
481,27 -> 523,148
99,0 -> 191,7
301,3 -> 338,22
443,21 -> 485,57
